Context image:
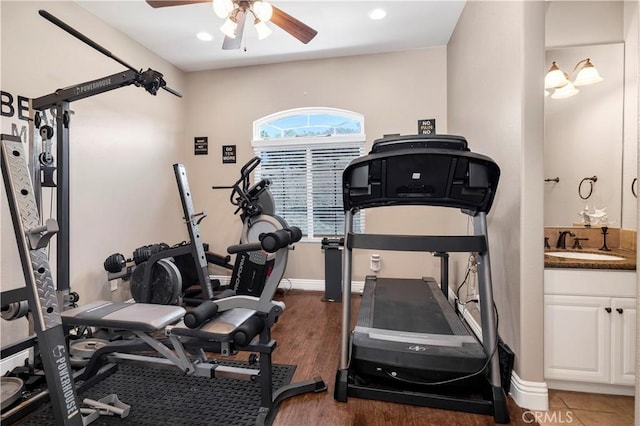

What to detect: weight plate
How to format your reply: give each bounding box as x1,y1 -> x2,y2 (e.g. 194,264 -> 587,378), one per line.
1,377 -> 24,410
69,338 -> 109,358
151,259 -> 182,305
131,260 -> 182,305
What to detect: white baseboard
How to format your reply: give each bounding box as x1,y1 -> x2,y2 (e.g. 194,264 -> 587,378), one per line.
211,276 -> 365,294
510,371 -> 549,411
546,379 -> 634,396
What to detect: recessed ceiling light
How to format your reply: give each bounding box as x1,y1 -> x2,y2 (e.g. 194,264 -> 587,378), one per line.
197,31 -> 213,41
369,8 -> 386,20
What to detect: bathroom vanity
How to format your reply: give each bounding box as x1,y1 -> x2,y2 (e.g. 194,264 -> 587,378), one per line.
544,232 -> 636,395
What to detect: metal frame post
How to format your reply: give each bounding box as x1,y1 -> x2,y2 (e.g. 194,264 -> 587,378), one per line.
473,212 -> 508,422
1,134 -> 83,425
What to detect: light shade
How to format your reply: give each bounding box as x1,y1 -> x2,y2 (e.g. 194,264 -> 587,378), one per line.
551,80 -> 579,99
255,21 -> 272,40
253,1 -> 273,22
573,59 -> 604,86
544,62 -> 569,89
220,18 -> 237,38
213,0 -> 234,19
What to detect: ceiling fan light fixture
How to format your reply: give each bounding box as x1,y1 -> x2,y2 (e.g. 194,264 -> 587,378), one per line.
220,17 -> 237,38
255,20 -> 272,40
253,1 -> 273,22
213,0 -> 234,19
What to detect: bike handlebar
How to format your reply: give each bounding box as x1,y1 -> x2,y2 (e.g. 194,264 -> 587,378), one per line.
227,227 -> 302,254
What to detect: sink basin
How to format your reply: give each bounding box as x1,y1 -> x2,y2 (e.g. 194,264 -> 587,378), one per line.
545,251 -> 625,261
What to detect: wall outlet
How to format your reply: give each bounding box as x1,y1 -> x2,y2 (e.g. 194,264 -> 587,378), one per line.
110,281 -> 118,292
370,254 -> 381,272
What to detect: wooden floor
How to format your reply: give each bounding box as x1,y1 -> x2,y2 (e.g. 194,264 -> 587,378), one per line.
231,290 -> 534,426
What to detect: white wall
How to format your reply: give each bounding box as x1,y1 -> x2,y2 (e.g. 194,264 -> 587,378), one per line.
447,0 -> 546,386
1,1 -> 187,346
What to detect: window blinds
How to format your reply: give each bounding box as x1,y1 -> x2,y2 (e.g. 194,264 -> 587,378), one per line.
254,143 -> 364,238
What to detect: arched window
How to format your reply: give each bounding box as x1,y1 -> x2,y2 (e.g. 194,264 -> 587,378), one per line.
252,107 -> 365,239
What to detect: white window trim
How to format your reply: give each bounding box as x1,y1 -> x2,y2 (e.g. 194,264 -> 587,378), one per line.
252,106 -> 365,141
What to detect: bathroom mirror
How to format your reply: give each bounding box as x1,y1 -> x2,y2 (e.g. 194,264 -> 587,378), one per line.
544,1 -> 637,229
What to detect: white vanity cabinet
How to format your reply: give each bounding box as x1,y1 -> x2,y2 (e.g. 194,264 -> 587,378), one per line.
544,268 -> 636,393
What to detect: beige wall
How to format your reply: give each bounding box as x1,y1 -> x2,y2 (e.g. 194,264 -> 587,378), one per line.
447,0 -> 546,385
183,48 -> 468,284
1,1 -> 186,346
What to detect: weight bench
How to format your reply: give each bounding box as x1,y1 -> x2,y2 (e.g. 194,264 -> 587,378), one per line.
61,227 -> 326,426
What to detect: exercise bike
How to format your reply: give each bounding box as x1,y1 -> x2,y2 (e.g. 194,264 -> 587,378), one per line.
212,156 -> 289,297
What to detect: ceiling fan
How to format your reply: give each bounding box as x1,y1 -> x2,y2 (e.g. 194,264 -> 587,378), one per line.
146,0 -> 317,50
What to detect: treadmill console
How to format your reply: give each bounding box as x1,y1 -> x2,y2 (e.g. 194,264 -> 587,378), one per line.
371,134 -> 469,153
343,134 -> 500,215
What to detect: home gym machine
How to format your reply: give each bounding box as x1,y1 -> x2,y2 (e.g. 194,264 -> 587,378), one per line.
212,156 -> 288,297
2,133 -> 326,425
102,163 -> 234,305
1,9 -> 181,423
334,134 -> 509,423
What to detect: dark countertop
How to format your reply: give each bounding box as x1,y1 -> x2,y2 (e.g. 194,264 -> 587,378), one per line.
544,248 -> 636,271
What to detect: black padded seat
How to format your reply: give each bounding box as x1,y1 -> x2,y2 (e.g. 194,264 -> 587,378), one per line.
170,308 -> 256,341
61,300 -> 185,332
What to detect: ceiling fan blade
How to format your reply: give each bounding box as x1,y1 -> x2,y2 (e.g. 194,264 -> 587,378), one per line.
270,5 -> 317,44
146,0 -> 210,8
222,9 -> 246,50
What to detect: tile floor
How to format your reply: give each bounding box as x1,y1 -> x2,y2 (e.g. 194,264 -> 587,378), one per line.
534,390 -> 634,425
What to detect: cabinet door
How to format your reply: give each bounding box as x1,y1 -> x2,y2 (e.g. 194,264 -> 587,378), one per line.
544,295 -> 611,383
611,298 -> 636,385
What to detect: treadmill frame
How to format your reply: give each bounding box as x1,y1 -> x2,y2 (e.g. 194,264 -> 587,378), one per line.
334,136 -> 509,423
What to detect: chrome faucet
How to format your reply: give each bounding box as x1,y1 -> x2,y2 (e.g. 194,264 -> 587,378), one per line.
556,230 -> 575,249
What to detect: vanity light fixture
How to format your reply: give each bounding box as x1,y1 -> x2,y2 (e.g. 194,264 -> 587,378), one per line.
545,58 -> 603,99
544,61 -> 569,89
572,58 -> 604,86
551,73 -> 579,99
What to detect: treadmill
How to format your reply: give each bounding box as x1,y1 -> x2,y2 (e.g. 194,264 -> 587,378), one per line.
334,134 -> 509,423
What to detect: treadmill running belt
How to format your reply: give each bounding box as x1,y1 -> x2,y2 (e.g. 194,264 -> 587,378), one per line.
372,278 -> 452,334
352,276 -> 486,379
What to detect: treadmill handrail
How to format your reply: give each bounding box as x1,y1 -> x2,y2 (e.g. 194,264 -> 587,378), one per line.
347,233 -> 487,253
